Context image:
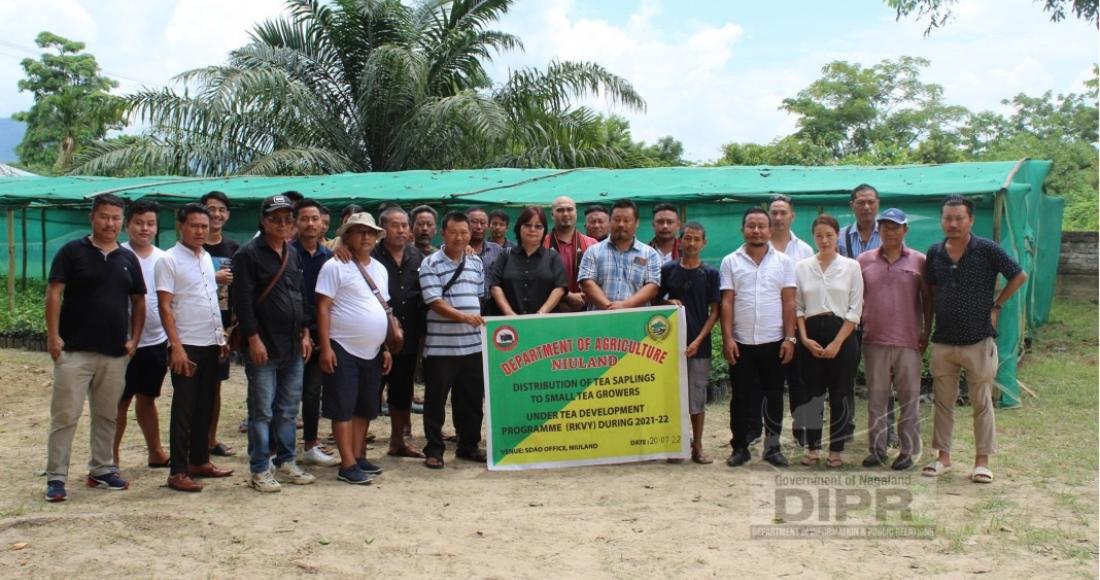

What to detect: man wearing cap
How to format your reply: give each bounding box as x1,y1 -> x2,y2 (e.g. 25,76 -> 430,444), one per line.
232,194 -> 314,492
545,196 -> 597,311
316,212 -> 393,484
858,208 -> 932,471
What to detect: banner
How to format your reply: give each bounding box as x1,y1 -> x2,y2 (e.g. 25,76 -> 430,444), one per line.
481,306 -> 689,470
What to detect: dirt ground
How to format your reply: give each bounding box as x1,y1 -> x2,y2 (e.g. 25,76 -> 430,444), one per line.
0,348 -> 1095,579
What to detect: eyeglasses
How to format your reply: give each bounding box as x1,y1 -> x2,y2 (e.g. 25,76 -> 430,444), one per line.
521,222 -> 545,230
265,215 -> 295,225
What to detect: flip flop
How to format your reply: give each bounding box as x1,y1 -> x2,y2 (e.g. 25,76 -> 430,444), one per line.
209,442 -> 236,457
970,466 -> 994,484
825,457 -> 843,469
387,445 -> 425,459
800,454 -> 820,466
147,457 -> 171,469
691,453 -> 714,465
424,456 -> 444,469
921,460 -> 951,477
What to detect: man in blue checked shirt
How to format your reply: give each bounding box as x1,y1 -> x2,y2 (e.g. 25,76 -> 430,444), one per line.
578,199 -> 662,310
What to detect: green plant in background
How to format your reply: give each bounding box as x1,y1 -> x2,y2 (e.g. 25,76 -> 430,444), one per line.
0,277 -> 48,337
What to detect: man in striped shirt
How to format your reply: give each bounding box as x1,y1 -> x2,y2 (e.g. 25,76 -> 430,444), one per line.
418,211 -> 487,469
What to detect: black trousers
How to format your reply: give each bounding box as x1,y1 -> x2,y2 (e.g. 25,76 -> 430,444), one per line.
169,345 -> 220,475
729,340 -> 786,451
798,315 -> 858,452
382,351 -> 418,411
786,348 -> 809,446
301,351 -> 323,443
423,353 -> 484,459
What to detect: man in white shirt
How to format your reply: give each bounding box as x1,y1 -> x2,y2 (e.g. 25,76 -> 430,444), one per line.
114,200 -> 170,469
768,194 -> 815,449
156,204 -> 233,492
316,213 -> 393,485
720,208 -> 797,468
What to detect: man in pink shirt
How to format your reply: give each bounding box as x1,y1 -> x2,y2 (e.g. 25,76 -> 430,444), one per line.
857,208 -> 932,470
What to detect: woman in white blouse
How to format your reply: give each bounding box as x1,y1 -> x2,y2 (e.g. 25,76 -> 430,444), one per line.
794,214 -> 863,468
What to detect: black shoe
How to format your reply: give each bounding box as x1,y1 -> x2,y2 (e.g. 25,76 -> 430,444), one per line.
763,448 -> 789,467
862,451 -> 888,468
455,448 -> 487,463
726,448 -> 752,467
891,454 -> 914,471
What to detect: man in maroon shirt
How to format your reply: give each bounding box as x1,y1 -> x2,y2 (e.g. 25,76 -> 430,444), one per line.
544,196 -> 596,312
857,208 -> 932,471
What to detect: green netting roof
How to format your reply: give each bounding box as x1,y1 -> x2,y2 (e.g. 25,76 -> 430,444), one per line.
0,161 -> 1036,208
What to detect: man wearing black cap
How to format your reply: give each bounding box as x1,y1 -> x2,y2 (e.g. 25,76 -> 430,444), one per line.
232,194 -> 314,492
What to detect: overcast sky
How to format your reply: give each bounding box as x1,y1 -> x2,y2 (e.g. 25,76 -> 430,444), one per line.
0,0 -> 1094,162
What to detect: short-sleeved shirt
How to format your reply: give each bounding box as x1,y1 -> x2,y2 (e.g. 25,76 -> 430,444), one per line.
204,237 -> 239,318
155,243 -> 224,347
314,258 -> 389,360
859,246 -> 926,350
544,231 -> 597,292
926,235 -> 1023,346
719,245 -> 796,345
577,237 -> 662,309
372,244 -> 426,356
122,242 -> 168,347
794,255 -> 864,324
292,239 -> 333,336
487,245 -> 568,315
49,237 -> 146,356
838,223 -> 880,259
659,261 -> 719,359
420,250 -> 485,357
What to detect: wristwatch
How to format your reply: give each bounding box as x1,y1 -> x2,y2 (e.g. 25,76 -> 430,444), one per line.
784,336 -> 797,344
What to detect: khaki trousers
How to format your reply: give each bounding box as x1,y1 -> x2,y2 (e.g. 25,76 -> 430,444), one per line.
46,351 -> 128,482
930,338 -> 997,456
864,344 -> 922,456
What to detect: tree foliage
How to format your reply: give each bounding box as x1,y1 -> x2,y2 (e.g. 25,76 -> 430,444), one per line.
13,32 -> 124,174
72,0 -> 644,176
716,58 -> 1099,230
887,0 -> 1099,35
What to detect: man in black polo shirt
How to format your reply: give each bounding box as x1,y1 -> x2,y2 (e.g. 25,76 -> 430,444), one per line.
373,206 -> 426,458
233,194 -> 314,492
44,193 -> 146,502
922,195 -> 1027,485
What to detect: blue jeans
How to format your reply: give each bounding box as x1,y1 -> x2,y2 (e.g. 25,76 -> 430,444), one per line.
245,355 -> 304,474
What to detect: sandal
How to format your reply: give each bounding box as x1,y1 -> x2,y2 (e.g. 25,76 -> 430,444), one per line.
387,445 -> 425,459
455,449 -> 487,463
825,457 -> 843,469
922,460 -> 952,478
209,442 -> 236,457
970,466 -> 994,484
147,457 -> 171,469
800,453 -> 820,466
424,456 -> 445,469
691,452 -> 714,465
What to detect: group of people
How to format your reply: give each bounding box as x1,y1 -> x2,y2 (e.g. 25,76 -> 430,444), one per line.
42,184 -> 1024,502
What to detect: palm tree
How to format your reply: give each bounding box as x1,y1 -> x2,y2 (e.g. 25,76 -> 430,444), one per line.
74,0 -> 645,176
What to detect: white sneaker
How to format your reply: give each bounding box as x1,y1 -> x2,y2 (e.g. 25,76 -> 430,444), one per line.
250,469 -> 281,493
301,445 -> 340,467
275,461 -> 316,485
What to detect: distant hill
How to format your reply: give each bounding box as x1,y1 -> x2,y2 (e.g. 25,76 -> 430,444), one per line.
0,118 -> 25,163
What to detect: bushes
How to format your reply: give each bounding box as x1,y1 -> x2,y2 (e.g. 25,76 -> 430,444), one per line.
0,277 -> 47,338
